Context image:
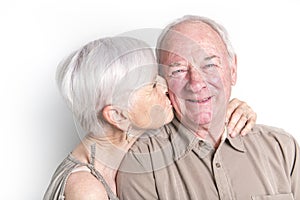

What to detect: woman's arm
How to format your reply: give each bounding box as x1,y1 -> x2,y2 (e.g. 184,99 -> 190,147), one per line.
65,172 -> 109,200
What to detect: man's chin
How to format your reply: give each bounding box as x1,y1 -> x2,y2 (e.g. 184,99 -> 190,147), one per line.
180,115 -> 212,130
192,113 -> 212,125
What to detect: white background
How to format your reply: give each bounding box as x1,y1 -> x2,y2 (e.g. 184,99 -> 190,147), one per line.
1,0 -> 299,199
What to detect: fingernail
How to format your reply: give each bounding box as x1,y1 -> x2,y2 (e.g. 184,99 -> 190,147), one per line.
230,131 -> 236,137
225,119 -> 228,125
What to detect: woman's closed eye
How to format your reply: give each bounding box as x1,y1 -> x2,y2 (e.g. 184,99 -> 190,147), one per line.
153,82 -> 157,88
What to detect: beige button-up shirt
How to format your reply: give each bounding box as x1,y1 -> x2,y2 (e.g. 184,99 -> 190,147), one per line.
117,118 -> 300,200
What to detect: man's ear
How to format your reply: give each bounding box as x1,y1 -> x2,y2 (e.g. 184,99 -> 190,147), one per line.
230,55 -> 237,86
102,105 -> 130,131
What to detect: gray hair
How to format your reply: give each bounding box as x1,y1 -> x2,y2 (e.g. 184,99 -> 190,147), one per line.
156,15 -> 235,68
56,37 -> 156,135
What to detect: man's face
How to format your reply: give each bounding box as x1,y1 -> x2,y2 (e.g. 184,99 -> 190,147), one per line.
159,21 -> 237,133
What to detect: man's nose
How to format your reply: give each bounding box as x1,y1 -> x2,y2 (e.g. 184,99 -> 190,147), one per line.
186,67 -> 206,92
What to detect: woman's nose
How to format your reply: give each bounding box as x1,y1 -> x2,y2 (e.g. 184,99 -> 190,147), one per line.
156,75 -> 168,93
157,83 -> 168,94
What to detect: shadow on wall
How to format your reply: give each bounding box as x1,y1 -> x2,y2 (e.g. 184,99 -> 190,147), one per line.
38,92 -> 82,197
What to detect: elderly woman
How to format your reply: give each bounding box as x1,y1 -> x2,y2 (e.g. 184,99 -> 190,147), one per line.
44,37 -> 256,200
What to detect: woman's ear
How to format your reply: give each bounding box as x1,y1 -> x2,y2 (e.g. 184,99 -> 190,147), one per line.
102,105 -> 130,131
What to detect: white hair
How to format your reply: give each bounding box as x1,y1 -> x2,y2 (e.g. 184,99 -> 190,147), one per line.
156,15 -> 236,71
56,37 -> 156,136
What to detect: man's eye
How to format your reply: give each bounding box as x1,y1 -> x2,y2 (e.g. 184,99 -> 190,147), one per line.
204,64 -> 218,68
172,69 -> 185,74
170,69 -> 188,77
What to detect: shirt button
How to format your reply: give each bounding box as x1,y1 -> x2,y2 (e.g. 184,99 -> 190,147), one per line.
199,141 -> 205,147
216,163 -> 221,168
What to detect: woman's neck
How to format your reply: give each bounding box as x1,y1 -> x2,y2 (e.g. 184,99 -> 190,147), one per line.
71,127 -> 144,189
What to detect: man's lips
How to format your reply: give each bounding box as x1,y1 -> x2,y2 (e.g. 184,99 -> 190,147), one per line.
186,96 -> 212,103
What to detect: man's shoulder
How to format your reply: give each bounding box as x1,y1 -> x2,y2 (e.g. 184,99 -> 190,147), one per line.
249,124 -> 293,140
245,124 -> 297,151
119,124 -> 180,173
130,125 -> 171,152
244,124 -> 299,175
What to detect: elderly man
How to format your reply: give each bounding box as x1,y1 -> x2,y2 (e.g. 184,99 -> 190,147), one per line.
117,15 -> 300,199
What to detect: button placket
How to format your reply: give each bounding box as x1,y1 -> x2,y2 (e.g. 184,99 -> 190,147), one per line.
194,140 -> 213,159
213,147 -> 235,200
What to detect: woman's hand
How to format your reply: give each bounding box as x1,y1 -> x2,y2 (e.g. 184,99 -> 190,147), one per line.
226,98 -> 257,137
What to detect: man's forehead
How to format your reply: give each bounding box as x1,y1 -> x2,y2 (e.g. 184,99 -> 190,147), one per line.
161,25 -> 220,50
161,44 -> 221,63
159,24 -> 228,63
162,30 -> 199,48
167,21 -> 214,38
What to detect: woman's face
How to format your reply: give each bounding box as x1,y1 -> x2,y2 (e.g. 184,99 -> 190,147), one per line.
127,75 -> 174,129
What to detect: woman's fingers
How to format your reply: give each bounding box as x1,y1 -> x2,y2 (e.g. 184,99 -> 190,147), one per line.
227,98 -> 257,137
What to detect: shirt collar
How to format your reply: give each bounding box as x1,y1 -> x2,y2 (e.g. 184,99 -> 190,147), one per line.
226,133 -> 247,152
220,127 -> 246,153
170,118 -> 246,160
170,117 -> 199,160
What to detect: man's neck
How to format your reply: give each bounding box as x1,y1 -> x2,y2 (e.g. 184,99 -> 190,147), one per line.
194,127 -> 226,148
178,117 -> 226,148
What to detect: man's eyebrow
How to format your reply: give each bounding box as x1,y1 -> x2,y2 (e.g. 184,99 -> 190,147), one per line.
204,55 -> 220,61
168,62 -> 182,67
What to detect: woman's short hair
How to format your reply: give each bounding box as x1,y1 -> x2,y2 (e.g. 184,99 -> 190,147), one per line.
56,37 -> 156,135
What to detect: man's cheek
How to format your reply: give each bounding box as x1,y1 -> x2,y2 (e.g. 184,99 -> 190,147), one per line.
168,80 -> 184,95
169,93 -> 182,115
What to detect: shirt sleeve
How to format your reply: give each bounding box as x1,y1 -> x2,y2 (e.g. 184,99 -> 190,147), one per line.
270,127 -> 300,199
117,170 -> 158,200
115,133 -> 159,200
116,143 -> 160,200
116,127 -> 175,200
289,136 -> 300,199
